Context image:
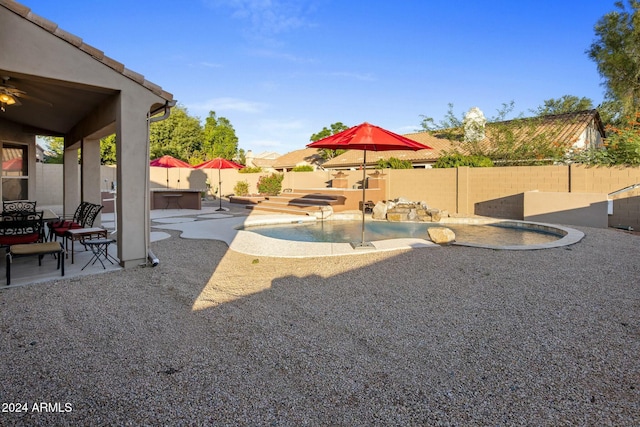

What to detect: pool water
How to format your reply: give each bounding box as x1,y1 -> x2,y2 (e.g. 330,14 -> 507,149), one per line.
242,220 -> 562,246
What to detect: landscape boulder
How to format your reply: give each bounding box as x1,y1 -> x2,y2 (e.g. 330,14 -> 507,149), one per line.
427,227 -> 456,244
372,201 -> 387,220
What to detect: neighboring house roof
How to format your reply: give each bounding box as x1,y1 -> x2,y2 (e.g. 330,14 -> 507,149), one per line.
1,1 -> 173,102
245,150 -> 281,169
481,109 -> 605,151
430,109 -> 606,152
272,148 -> 324,170
254,151 -> 281,160
322,132 -> 459,169
322,110 -> 606,169
250,157 -> 277,168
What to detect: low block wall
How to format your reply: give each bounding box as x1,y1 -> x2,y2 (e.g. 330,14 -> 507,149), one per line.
523,191 -> 609,228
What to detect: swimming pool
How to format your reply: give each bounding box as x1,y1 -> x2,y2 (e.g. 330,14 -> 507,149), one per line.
241,220 -> 564,246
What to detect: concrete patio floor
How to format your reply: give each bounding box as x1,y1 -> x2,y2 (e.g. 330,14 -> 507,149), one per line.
0,200 -> 251,288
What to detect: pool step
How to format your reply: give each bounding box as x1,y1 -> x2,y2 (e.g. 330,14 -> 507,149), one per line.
266,194 -> 345,206
245,191 -> 348,216
245,204 -> 313,216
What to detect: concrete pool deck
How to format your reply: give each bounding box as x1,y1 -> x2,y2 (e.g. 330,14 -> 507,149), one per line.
150,202 -> 585,257
3,201 -> 637,425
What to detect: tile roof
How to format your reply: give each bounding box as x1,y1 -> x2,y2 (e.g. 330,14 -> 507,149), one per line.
431,109 -> 605,151
272,148 -> 324,169
1,0 -> 173,101
322,132 -> 460,168
483,109 -> 604,150
322,110 -> 605,168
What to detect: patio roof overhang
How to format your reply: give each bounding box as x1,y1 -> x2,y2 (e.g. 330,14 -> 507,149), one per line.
0,69 -> 121,140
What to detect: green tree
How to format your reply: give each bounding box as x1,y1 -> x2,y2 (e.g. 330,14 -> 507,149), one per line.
149,105 -> 203,161
42,136 -> 64,163
419,102 -> 572,165
310,122 -> 349,160
534,95 -> 594,116
100,134 -> 117,165
419,103 -> 463,140
419,102 -> 516,140
202,111 -> 239,160
602,113 -> 640,164
587,1 -> 640,117
43,136 -> 114,164
235,148 -> 246,166
568,113 -> 640,165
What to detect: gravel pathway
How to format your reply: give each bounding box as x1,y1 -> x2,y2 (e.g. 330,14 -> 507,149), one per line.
0,226 -> 638,425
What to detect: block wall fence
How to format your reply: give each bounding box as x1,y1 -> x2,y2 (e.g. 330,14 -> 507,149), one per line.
35,164 -> 640,230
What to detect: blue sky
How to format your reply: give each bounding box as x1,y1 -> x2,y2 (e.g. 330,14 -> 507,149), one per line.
24,0 -> 615,155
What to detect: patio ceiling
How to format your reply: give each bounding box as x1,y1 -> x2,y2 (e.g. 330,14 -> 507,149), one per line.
0,68 -> 118,137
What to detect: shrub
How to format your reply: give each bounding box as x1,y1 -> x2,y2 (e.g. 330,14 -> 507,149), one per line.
433,153 -> 494,168
292,165 -> 314,172
376,157 -> 413,169
257,173 -> 284,195
239,166 -> 262,173
234,180 -> 250,196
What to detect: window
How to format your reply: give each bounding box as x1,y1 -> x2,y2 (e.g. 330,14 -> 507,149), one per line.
2,143 -> 29,201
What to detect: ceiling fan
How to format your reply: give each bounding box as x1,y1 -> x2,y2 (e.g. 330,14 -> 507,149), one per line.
0,76 -> 52,112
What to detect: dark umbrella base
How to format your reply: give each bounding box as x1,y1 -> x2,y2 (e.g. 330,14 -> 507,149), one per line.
351,241 -> 375,249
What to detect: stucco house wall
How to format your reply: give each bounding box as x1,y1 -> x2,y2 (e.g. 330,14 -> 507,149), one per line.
1,1 -> 174,267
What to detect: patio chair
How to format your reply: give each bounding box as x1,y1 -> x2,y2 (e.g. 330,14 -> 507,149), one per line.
51,203 -> 103,241
0,210 -> 44,247
2,200 -> 37,215
47,201 -> 91,241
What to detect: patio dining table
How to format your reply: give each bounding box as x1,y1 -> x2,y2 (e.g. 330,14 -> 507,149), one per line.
0,208 -> 58,221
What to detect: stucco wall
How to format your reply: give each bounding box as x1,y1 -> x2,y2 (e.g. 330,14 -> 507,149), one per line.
523,191 -> 609,228
32,164 -> 640,230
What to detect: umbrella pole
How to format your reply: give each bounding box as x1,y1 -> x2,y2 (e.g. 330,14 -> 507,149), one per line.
361,150 -> 366,245
216,168 -> 223,211
353,149 -> 373,249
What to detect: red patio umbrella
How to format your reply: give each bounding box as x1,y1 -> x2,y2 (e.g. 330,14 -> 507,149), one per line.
150,155 -> 192,188
307,122 -> 432,248
2,157 -> 24,172
194,158 -> 244,211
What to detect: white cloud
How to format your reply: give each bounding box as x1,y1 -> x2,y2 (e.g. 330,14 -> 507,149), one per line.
249,48 -> 316,63
205,0 -> 312,36
189,97 -> 268,114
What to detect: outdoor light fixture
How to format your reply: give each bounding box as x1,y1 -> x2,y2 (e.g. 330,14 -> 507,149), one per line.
0,93 -> 16,105
0,93 -> 16,112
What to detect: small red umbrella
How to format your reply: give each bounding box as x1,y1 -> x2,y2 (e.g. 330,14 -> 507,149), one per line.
150,155 -> 192,188
194,158 -> 244,211
307,122 -> 432,248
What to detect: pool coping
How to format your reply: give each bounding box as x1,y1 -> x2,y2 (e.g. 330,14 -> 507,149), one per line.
152,212 -> 585,258
441,218 -> 585,250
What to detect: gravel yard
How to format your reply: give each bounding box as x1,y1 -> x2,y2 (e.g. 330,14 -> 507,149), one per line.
1,226 -> 639,425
